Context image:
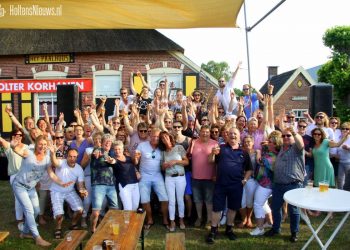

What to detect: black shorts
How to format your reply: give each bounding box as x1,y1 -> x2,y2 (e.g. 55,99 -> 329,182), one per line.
213,183 -> 243,212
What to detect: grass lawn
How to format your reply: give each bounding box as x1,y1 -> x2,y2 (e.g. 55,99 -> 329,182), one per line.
0,180 -> 350,249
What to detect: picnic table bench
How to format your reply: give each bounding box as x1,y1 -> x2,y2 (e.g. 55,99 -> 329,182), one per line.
165,232 -> 185,250
0,232 -> 9,243
54,230 -> 88,250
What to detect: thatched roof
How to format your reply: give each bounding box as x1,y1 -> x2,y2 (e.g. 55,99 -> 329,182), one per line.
0,29 -> 184,55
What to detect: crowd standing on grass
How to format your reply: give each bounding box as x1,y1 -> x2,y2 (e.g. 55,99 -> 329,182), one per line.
0,67 -> 350,247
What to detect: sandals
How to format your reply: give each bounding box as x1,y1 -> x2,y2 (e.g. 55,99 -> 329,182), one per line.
144,222 -> 154,230
69,224 -> 79,230
54,229 -> 62,239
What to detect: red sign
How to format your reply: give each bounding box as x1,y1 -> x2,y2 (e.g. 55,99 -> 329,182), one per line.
0,78 -> 93,93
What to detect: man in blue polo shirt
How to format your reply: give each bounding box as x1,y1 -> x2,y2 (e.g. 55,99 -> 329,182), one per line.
206,128 -> 252,244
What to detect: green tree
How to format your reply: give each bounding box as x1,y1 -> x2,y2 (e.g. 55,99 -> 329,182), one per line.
318,26 -> 350,121
201,60 -> 243,96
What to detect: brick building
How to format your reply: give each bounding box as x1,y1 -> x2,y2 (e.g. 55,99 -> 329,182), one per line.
260,66 -> 318,119
0,29 -> 218,136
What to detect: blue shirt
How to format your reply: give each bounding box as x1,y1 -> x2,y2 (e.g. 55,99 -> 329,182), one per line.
215,144 -> 252,186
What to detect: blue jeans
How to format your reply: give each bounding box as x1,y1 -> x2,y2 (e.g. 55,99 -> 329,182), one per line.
91,185 -> 119,210
272,182 -> 303,234
12,183 -> 41,238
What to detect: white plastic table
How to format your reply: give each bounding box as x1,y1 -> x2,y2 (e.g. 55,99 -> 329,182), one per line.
284,188 -> 350,250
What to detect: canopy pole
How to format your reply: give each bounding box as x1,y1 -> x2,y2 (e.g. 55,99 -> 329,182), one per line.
243,0 -> 287,85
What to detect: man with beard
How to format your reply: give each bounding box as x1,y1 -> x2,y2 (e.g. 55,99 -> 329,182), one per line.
206,128 -> 252,244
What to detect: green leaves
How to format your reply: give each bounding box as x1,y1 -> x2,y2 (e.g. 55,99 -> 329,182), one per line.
319,26 -> 350,121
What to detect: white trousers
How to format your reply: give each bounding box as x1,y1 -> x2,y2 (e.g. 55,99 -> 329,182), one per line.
10,174 -> 24,220
241,178 -> 258,208
165,175 -> 186,220
253,184 -> 272,219
119,183 -> 140,211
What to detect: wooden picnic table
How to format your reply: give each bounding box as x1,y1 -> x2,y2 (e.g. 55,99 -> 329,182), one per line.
84,210 -> 146,250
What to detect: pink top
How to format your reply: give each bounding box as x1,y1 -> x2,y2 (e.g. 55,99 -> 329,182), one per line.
241,129 -> 265,150
191,139 -> 218,180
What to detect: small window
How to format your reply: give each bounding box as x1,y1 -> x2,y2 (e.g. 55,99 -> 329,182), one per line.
292,109 -> 308,121
37,93 -> 57,125
147,68 -> 182,99
95,74 -> 121,97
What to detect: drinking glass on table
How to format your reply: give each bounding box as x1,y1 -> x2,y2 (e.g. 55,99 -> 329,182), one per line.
123,211 -> 130,224
319,180 -> 329,192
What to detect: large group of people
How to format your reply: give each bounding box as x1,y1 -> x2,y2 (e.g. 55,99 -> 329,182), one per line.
0,67 -> 349,247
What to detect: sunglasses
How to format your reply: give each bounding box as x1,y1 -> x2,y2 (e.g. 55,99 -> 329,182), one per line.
173,126 -> 182,129
298,125 -> 306,128
14,134 -> 23,137
121,92 -> 127,95
139,130 -> 147,133
218,80 -> 225,83
316,115 -> 324,119
151,150 -> 156,159
194,94 -> 200,96
313,133 -> 322,136
243,88 -> 249,91
55,136 -> 64,139
331,122 -> 338,124
113,122 -> 120,125
341,128 -> 350,131
202,119 -> 208,121
282,134 -> 292,138
164,120 -> 172,123
211,131 -> 219,134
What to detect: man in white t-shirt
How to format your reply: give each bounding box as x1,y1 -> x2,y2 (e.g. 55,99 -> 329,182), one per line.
49,148 -> 87,239
134,128 -> 169,229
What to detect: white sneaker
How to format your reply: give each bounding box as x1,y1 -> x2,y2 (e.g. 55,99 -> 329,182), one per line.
263,222 -> 272,228
17,222 -> 24,232
250,227 -> 265,236
220,215 -> 227,225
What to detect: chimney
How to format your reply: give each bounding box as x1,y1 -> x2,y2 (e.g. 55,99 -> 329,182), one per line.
268,66 -> 278,80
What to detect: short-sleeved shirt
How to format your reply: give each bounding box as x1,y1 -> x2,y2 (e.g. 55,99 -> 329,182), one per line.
274,143 -> 305,184
70,139 -> 93,165
137,141 -> 162,180
243,93 -> 259,119
191,139 -> 218,180
128,132 -> 148,157
5,144 -> 29,176
163,145 -> 186,176
137,97 -> 152,115
306,124 -> 335,140
215,144 -> 252,186
90,148 -> 115,186
50,160 -> 85,193
13,150 -> 51,189
114,156 -> 138,187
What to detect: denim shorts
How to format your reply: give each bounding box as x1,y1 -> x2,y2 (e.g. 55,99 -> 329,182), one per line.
139,178 -> 168,203
91,185 -> 119,210
191,179 -> 214,203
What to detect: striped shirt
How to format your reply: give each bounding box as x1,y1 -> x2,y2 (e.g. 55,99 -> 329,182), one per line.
274,143 -> 305,184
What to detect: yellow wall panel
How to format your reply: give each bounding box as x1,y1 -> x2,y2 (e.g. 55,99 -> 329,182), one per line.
2,103 -> 12,132
185,76 -> 197,96
133,76 -> 143,94
1,93 -> 11,101
21,93 -> 32,101
21,103 -> 32,124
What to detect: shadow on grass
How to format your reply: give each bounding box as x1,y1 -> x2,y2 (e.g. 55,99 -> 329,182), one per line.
1,181 -> 350,249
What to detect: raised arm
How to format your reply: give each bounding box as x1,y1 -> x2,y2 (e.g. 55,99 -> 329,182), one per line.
227,61 -> 242,89
5,104 -> 24,130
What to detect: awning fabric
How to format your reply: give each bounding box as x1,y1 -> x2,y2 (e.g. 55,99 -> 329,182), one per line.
0,0 -> 243,29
